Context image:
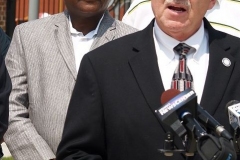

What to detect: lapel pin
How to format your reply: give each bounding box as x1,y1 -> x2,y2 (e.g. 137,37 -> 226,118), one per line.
222,58 -> 231,67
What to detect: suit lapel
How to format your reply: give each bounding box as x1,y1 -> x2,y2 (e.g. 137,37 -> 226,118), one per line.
201,18 -> 235,114
128,22 -> 185,149
54,11 -> 77,80
129,21 -> 165,120
91,11 -> 115,50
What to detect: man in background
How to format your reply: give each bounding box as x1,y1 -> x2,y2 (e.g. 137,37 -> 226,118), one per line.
0,27 -> 11,57
0,27 -> 11,158
122,0 -> 240,37
3,0 -> 137,159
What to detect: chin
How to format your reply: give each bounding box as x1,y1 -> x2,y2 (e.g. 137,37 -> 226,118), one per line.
166,21 -> 186,31
80,8 -> 102,15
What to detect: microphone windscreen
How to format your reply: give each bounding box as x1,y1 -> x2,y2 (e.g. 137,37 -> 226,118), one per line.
161,89 -> 180,105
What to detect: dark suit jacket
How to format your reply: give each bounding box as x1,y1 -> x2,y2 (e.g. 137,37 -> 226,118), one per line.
0,28 -> 11,158
0,54 -> 11,138
0,28 -> 10,58
57,18 -> 240,160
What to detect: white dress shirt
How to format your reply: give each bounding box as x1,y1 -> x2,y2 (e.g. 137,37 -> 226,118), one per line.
69,16 -> 104,71
153,21 -> 209,102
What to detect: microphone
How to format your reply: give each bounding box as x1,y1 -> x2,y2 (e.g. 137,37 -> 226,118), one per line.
159,88 -> 233,141
226,100 -> 240,153
156,88 -> 207,154
156,88 -> 201,138
155,89 -> 237,160
226,100 -> 240,129
197,104 -> 233,141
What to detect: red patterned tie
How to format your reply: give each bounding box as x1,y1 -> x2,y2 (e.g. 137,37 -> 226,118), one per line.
171,43 -> 194,91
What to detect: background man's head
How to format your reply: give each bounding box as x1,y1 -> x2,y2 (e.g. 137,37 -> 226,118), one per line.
64,0 -> 111,18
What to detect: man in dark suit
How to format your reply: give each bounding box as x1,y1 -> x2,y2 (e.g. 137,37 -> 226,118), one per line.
0,28 -> 11,158
0,28 -> 10,58
57,0 -> 240,159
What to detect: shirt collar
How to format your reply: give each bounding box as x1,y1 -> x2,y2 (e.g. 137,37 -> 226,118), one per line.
154,20 -> 205,61
69,14 -> 104,38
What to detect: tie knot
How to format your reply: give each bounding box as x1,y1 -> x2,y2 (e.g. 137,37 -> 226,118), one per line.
174,43 -> 192,56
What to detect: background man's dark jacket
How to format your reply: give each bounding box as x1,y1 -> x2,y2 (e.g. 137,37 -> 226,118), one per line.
0,27 -> 11,157
0,28 -> 10,58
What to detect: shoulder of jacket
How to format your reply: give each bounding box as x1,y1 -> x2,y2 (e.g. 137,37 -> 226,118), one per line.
17,12 -> 65,29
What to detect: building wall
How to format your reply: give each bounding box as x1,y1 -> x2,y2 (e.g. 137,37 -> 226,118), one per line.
1,0 -> 127,35
15,0 -> 65,25
0,0 -> 7,31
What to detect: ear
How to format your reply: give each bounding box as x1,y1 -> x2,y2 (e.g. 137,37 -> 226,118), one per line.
208,0 -> 217,10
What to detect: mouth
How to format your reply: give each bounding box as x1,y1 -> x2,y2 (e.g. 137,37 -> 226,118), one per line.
167,5 -> 187,13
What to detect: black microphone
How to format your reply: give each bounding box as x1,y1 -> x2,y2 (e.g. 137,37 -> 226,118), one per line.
156,88 -> 206,155
197,105 -> 233,141
156,88 -> 202,138
156,89 -> 237,160
159,88 -> 233,141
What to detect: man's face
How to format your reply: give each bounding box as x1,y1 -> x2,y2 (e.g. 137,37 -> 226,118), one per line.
64,0 -> 110,17
151,0 -> 216,41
